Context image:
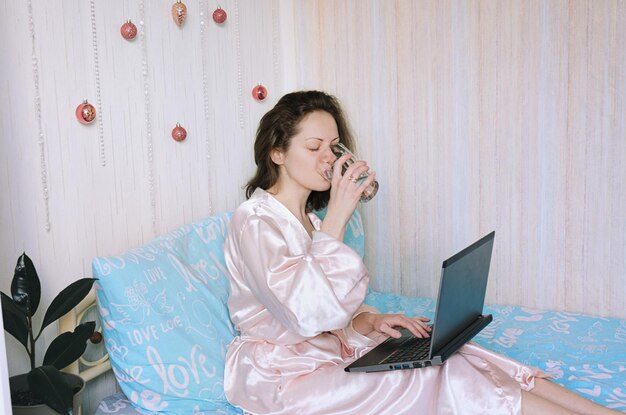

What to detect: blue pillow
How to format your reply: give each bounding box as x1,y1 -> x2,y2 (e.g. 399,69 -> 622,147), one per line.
93,212 -> 239,414
93,209 -> 364,414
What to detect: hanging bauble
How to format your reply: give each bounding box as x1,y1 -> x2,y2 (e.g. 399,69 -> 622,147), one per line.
90,331 -> 103,344
75,100 -> 97,124
252,83 -> 268,101
120,19 -> 138,40
172,0 -> 187,27
212,7 -> 227,24
171,122 -> 187,141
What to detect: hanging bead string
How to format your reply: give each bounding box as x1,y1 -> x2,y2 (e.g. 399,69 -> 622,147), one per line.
234,0 -> 244,128
139,0 -> 157,230
199,0 -> 213,215
272,0 -> 280,86
90,0 -> 106,167
27,0 -> 51,232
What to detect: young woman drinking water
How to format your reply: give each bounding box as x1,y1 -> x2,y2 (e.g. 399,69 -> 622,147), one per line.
223,90 -> 620,415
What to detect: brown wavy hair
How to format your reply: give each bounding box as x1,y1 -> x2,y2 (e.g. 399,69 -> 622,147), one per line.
245,90 -> 356,211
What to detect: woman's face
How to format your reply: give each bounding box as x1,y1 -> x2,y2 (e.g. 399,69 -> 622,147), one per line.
272,110 -> 339,193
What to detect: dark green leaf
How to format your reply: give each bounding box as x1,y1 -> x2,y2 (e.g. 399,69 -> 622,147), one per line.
1,292 -> 28,348
41,278 -> 96,332
11,253 -> 41,317
43,321 -> 96,370
27,365 -> 73,415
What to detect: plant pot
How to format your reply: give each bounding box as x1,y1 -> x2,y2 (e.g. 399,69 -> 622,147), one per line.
9,373 -> 85,415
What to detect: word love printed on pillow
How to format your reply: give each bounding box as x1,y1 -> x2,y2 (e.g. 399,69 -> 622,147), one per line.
125,316 -> 183,346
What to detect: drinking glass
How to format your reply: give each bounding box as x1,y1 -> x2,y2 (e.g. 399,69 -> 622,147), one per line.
318,142 -> 379,202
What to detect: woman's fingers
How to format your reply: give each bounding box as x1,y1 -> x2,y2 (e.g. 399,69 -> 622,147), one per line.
387,314 -> 431,338
332,154 -> 352,182
377,314 -> 432,339
402,316 -> 431,339
343,160 -> 369,182
328,159 -> 370,205
380,322 -> 403,339
328,156 -> 374,205
357,170 -> 376,191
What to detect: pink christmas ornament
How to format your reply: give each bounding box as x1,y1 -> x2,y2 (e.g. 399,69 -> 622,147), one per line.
171,122 -> 187,141
120,19 -> 138,40
212,7 -> 227,24
75,100 -> 97,124
252,83 -> 268,101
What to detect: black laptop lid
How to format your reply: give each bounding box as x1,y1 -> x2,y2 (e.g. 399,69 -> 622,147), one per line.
430,231 -> 495,355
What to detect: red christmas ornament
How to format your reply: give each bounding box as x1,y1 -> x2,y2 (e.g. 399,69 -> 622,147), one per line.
120,19 -> 138,40
171,0 -> 187,27
90,331 -> 103,344
75,100 -> 97,124
171,122 -> 187,142
212,7 -> 227,24
252,83 -> 268,101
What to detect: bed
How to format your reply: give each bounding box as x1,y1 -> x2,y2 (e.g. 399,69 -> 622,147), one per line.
60,210 -> 626,414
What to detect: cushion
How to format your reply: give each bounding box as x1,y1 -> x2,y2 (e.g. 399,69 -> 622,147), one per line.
94,392 -> 241,415
93,209 -> 364,414
93,212 -> 237,413
95,392 -> 147,414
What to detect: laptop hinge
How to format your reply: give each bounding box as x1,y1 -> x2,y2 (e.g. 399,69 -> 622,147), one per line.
434,314 -> 493,361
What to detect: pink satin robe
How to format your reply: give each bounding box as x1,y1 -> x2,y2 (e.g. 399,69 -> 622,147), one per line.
224,189 -> 545,415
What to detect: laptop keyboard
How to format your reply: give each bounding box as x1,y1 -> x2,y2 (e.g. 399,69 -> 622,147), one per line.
380,335 -> 432,364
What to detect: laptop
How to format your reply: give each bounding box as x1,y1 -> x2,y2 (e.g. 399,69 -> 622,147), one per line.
345,231 -> 495,373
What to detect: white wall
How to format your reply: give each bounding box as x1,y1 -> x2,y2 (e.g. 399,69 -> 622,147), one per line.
1,2 -> 625,409
289,0 -> 626,318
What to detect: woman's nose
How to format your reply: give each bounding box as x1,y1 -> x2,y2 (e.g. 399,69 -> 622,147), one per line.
320,146 -> 337,164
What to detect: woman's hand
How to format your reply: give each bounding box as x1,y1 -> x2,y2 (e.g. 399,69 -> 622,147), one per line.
320,154 -> 377,240
353,312 -> 431,339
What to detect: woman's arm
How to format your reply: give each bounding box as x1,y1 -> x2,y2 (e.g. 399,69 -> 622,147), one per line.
233,213 -> 370,337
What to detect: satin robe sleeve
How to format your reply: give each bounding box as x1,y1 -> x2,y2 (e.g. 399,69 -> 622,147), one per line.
231,212 -> 370,338
331,303 -> 380,355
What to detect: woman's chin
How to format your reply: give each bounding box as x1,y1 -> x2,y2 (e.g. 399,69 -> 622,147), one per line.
312,182 -> 331,192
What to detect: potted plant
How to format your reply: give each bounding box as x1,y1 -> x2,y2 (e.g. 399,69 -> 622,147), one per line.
1,253 -> 96,415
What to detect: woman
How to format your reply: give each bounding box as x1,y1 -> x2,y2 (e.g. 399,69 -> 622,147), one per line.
223,90 -> 619,414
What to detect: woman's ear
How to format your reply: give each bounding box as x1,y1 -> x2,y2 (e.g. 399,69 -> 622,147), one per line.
270,148 -> 285,165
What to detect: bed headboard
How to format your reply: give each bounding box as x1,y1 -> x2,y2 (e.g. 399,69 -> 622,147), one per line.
59,289 -> 111,382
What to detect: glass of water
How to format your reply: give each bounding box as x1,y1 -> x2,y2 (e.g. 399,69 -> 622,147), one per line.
319,142 -> 379,202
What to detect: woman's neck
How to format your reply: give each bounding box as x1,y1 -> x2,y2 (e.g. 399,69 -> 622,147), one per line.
266,185 -> 313,233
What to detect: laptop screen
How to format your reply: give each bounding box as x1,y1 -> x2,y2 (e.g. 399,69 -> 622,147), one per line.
430,232 -> 495,355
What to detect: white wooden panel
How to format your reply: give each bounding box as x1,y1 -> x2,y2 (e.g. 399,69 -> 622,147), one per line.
292,0 -> 625,318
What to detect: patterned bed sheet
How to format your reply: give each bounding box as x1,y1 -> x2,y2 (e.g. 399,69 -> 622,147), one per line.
95,291 -> 626,414
366,291 -> 626,412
